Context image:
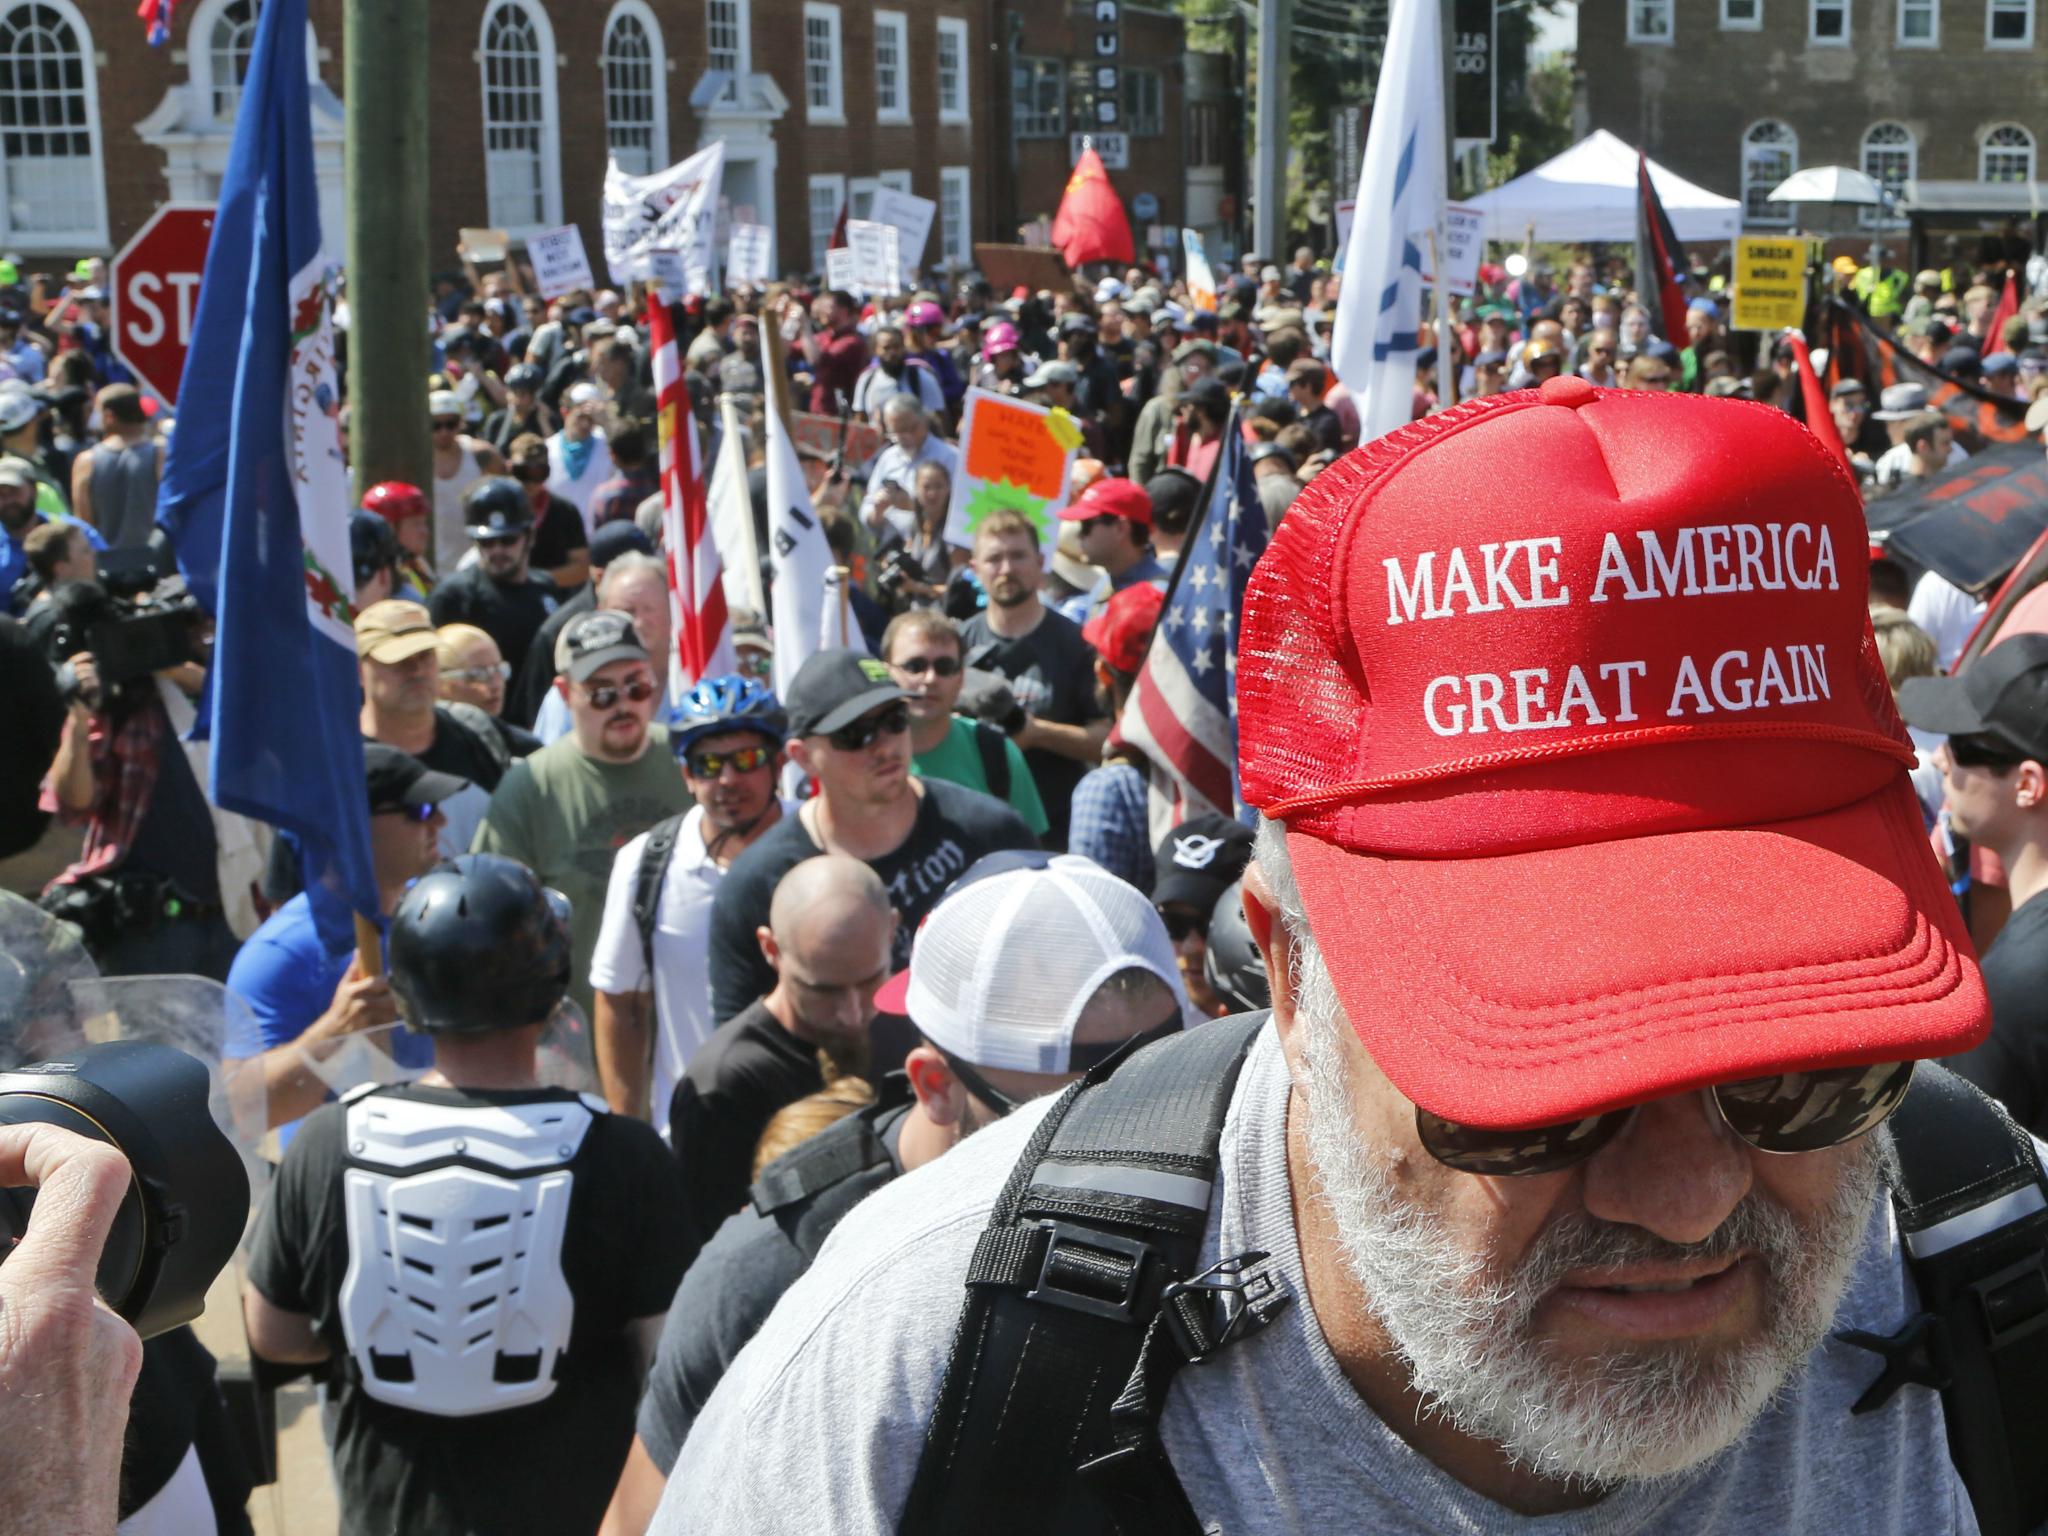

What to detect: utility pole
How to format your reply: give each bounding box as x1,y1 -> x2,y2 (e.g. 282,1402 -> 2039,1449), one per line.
344,0 -> 431,501
1252,0 -> 1292,262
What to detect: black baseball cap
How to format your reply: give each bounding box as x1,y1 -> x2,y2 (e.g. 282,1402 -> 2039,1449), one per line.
364,742 -> 469,816
785,648 -> 907,738
1897,633 -> 2048,762
1152,814 -> 1256,916
590,519 -> 653,567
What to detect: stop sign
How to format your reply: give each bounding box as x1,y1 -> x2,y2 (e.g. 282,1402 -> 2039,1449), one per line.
111,204 -> 215,406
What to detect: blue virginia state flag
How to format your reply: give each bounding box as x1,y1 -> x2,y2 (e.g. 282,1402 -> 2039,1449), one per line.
157,0 -> 372,952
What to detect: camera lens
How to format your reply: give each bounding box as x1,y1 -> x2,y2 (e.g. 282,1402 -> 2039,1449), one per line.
0,1091 -> 148,1307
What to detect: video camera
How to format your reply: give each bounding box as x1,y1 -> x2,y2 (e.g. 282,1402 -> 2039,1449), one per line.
45,545 -> 205,713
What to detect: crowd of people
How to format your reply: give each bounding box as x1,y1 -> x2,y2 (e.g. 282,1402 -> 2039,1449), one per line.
5,224 -> 2048,1536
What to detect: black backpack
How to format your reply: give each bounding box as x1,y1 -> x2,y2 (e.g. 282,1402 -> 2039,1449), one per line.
900,1015 -> 2048,1536
632,813 -> 690,977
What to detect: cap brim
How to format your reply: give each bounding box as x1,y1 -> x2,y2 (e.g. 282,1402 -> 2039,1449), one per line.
360,631 -> 440,665
394,765 -> 471,810
1288,776 -> 1987,1130
1895,674 -> 1993,738
1153,871 -> 1228,913
807,684 -> 908,737
566,643 -> 652,683
874,967 -> 910,1016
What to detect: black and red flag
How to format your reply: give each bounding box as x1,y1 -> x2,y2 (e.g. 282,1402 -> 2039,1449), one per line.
1633,150 -> 1688,342
1813,297 -> 2032,453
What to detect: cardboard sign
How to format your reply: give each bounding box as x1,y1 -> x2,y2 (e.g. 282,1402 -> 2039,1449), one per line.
972,244 -> 1070,297
646,249 -> 687,304
1419,205 -> 1484,297
869,187 -> 935,287
825,246 -> 860,295
944,388 -> 1079,549
790,410 -> 883,473
458,227 -> 510,264
1182,228 -> 1217,312
527,224 -> 595,300
1732,236 -> 1808,333
727,222 -> 773,287
845,219 -> 896,297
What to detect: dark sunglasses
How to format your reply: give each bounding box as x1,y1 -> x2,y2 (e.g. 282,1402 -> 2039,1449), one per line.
376,801 -> 438,824
1158,906 -> 1205,943
474,531 -> 523,549
686,744 -> 774,778
1947,733 -> 2028,770
891,655 -> 962,678
582,677 -> 658,710
827,702 -> 910,751
431,418 -> 461,430
1415,1059 -> 1916,1177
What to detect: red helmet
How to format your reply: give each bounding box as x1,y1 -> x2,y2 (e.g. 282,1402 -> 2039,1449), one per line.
363,481 -> 428,524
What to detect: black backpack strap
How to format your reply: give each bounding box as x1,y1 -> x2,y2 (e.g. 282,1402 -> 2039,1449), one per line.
900,1013 -> 1284,1536
632,814 -> 687,980
1838,1063 -> 2048,1536
750,1079 -> 911,1263
971,720 -> 1011,803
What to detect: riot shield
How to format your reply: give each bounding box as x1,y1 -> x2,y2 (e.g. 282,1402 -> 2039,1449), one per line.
0,889 -> 97,1066
302,998 -> 602,1100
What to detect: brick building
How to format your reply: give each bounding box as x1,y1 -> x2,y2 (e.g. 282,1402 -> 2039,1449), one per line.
1579,0 -> 2044,255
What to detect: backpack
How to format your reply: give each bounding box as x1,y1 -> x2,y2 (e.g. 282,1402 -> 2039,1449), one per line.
900,1016 -> 2048,1536
632,813 -> 689,978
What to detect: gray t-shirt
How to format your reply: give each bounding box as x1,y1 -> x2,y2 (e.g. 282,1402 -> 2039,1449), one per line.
653,1025 -> 1978,1534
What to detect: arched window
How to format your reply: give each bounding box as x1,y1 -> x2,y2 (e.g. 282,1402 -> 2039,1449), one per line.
1741,120 -> 1796,226
479,0 -> 560,233
1859,121 -> 1913,227
208,0 -> 258,119
603,2 -> 666,175
0,1 -> 104,246
1980,123 -> 2036,184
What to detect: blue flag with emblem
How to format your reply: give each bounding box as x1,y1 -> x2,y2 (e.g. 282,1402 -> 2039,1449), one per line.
1117,413 -> 1269,842
156,0 -> 373,953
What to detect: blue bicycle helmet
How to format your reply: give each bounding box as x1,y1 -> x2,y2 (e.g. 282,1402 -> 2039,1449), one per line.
667,674 -> 788,758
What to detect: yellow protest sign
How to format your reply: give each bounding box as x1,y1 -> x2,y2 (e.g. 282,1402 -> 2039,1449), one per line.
1731,236 -> 1809,333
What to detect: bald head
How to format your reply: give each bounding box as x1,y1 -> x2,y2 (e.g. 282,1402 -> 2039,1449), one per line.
769,855 -> 893,953
761,856 -> 897,1052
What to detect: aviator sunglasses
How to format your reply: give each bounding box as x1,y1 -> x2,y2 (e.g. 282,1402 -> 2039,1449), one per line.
582,678 -> 658,710
1415,1059 -> 1917,1177
827,703 -> 911,752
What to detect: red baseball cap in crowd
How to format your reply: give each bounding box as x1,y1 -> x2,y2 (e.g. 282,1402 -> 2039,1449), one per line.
1237,376 -> 1989,1130
1083,583 -> 1166,674
1061,477 -> 1153,526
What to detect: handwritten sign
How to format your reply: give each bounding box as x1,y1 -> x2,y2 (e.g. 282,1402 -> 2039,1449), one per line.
845,219 -> 896,297
1419,205 -> 1484,297
825,246 -> 860,296
869,187 -> 936,287
527,224 -> 595,300
727,222 -> 773,287
944,388 -> 1078,549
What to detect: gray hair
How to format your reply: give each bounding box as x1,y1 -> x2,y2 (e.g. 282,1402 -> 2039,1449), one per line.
597,550 -> 664,598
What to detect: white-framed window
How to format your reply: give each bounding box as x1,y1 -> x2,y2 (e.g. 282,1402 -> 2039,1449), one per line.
877,168 -> 911,196
1628,0 -> 1673,41
938,165 -> 970,268
1987,0 -> 2034,45
1123,68 -> 1163,136
602,1 -> 665,176
1741,119 -> 1797,224
0,0 -> 106,248
1859,122 -> 1914,226
935,15 -> 968,124
802,2 -> 842,122
1013,55 -> 1062,137
706,0 -> 747,76
808,171 -> 844,275
206,0 -> 258,118
1898,0 -> 1939,44
873,9 -> 908,122
847,175 -> 878,220
1981,122 -> 2036,181
478,0 -> 560,236
1810,0 -> 1850,42
1720,0 -> 1762,27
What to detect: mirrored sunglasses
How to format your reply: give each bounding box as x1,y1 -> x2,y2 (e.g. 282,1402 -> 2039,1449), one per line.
686,744 -> 774,778
1414,1059 -> 1915,1177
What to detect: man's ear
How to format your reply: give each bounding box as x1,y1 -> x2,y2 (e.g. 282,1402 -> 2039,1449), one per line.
1239,859 -> 1309,1095
786,736 -> 815,779
905,1044 -> 966,1128
756,924 -> 780,970
2020,759 -> 2048,811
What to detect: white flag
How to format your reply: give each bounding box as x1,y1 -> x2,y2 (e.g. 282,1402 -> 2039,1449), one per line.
710,395 -> 764,621
602,143 -> 726,288
1329,0 -> 1446,445
763,391 -> 832,701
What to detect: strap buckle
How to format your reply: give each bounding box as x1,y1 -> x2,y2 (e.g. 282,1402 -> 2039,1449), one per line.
1026,1220 -> 1155,1323
1160,1249 -> 1287,1365
1974,1252 -> 2048,1348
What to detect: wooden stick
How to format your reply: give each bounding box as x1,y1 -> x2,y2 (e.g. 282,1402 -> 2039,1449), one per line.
354,913 -> 383,977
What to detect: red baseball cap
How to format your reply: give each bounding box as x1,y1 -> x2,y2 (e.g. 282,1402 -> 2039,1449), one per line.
1061,476 -> 1153,526
1083,583 -> 1166,673
1238,376 -> 1988,1130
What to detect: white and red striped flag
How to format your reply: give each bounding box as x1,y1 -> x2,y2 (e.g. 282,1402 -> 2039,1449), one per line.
647,299 -> 734,697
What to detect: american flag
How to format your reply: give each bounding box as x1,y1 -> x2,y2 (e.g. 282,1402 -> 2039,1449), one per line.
1117,415 -> 1270,841
647,299 -> 733,695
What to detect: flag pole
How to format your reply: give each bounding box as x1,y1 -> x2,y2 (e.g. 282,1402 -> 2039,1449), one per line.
718,394 -> 766,617
354,914 -> 383,976
1428,229 -> 1458,410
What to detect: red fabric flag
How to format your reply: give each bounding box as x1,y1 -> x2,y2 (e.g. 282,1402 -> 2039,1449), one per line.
1050,145 -> 1135,269
1633,151 -> 1689,343
829,201 -> 848,252
1787,331 -> 1854,482
647,300 -> 733,690
1983,270 -> 2019,356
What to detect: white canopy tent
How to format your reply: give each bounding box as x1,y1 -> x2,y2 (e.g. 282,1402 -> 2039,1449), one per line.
1464,129 -> 1742,244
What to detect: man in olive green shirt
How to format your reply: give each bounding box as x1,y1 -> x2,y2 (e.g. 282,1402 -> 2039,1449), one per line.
473,611 -> 691,1017
882,610 -> 1048,840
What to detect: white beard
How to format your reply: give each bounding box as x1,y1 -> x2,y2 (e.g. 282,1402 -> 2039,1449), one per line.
1291,933 -> 1884,1490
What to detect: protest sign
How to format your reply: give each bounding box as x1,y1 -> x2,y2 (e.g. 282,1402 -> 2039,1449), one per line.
527,224 -> 595,300
791,411 -> 883,474
458,227 -> 510,264
1731,236 -> 1808,333
727,222 -> 772,286
1334,200 -> 1355,250
943,387 -> 1079,549
845,219 -> 895,297
1419,204 -> 1483,296
647,249 -> 687,304
869,187 -> 935,287
825,245 -> 860,296
602,143 -> 725,286
1182,228 -> 1217,312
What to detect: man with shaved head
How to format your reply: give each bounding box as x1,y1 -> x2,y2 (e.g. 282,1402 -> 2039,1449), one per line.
668,854 -> 897,1263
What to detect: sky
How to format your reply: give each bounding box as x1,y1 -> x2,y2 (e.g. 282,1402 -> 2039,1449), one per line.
1530,1 -> 1576,61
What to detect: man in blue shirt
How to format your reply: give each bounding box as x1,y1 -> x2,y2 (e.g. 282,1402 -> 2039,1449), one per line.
226,743 -> 461,1133
0,456 -> 100,615
0,308 -> 45,382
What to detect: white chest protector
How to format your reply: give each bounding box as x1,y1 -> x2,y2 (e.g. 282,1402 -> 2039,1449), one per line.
337,1087 -> 608,1418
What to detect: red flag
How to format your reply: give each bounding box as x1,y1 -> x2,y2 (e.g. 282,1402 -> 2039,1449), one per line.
829,201 -> 848,252
1983,270 -> 2019,356
1787,331 -> 1854,481
1633,151 -> 1688,343
1050,145 -> 1135,269
646,301 -> 733,690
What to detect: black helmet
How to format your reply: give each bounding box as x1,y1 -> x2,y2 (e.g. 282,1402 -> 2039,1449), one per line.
1202,877 -> 1270,1014
505,362 -> 544,392
349,508 -> 399,587
462,475 -> 532,538
388,854 -> 571,1033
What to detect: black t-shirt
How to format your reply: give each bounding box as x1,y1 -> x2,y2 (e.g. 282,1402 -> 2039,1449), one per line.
527,494 -> 589,581
246,1083 -> 688,1536
508,583 -> 594,728
427,565 -> 562,707
666,1001 -> 824,1262
1948,889 -> 2048,1136
705,776 -> 1038,1023
961,607 -> 1106,850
